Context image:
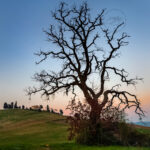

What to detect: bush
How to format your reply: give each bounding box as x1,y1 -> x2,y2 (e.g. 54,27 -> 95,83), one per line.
118,122 -> 150,146
128,129 -> 150,146
67,100 -> 150,146
118,122 -> 131,145
67,100 -> 123,145
69,118 -> 150,146
69,119 -> 121,146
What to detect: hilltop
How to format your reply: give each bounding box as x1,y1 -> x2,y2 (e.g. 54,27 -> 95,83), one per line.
0,109 -> 150,150
0,109 -> 67,150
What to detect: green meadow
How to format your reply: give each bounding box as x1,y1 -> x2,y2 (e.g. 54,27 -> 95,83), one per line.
0,109 -> 149,150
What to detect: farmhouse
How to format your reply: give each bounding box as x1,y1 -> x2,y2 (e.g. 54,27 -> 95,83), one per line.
30,105 -> 41,111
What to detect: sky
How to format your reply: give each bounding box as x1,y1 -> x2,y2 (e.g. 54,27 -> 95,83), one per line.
0,0 -> 150,122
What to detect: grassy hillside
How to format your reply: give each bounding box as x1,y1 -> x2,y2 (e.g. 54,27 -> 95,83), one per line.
0,109 -> 149,150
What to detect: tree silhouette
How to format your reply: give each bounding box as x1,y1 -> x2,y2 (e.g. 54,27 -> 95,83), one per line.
46,105 -> 50,112
3,102 -> 8,109
14,101 -> 18,109
60,109 -> 63,115
22,105 -> 25,109
11,102 -> 14,109
27,2 -> 144,131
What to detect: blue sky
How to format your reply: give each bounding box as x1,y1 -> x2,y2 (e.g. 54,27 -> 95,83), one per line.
0,0 -> 150,121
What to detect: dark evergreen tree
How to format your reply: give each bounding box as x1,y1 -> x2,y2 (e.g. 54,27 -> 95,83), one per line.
11,102 -> 14,109
60,109 -> 63,115
46,105 -> 50,112
22,105 -> 25,109
40,105 -> 43,109
3,102 -> 8,109
14,101 -> 18,109
51,109 -> 54,113
38,105 -> 43,112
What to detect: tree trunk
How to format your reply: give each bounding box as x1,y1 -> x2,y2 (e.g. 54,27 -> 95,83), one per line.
89,100 -> 101,123
88,100 -> 101,144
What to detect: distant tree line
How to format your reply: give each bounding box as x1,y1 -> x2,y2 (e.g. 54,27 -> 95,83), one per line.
3,101 -> 25,109
46,105 -> 63,115
3,102 -> 63,115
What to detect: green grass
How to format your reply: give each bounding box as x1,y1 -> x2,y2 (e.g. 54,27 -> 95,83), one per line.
137,127 -> 150,135
0,109 -> 149,150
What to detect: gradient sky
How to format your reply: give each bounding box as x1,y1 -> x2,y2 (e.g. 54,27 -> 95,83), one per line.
0,0 -> 150,121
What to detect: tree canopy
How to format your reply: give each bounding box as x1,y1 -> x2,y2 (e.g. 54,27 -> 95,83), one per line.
27,2 -> 144,121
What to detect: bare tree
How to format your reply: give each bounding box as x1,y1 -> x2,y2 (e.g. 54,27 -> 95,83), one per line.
27,2 -> 144,126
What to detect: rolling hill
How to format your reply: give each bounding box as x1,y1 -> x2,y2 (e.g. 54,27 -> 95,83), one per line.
0,109 -> 149,150
134,122 -> 150,127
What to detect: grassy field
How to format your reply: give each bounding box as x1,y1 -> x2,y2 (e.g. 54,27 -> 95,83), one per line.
0,109 -> 149,150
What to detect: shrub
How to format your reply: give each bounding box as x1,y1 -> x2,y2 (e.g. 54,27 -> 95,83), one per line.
67,100 -> 122,145
119,123 -> 150,146
67,99 -> 150,146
